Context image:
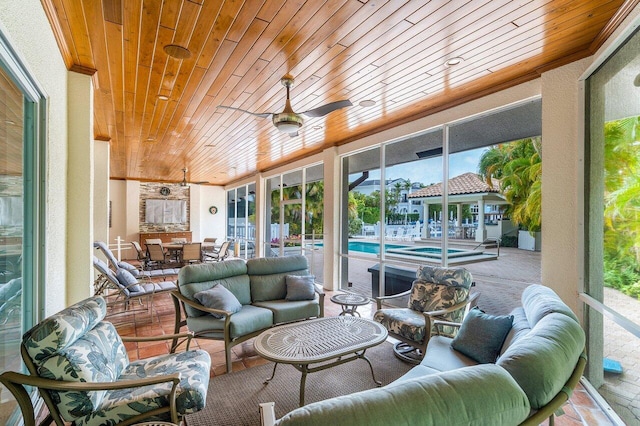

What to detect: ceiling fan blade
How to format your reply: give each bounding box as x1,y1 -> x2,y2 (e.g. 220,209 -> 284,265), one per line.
301,100 -> 352,118
217,105 -> 272,118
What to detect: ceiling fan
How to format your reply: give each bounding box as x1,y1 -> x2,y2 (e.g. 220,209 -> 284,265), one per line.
180,168 -> 208,186
217,75 -> 352,136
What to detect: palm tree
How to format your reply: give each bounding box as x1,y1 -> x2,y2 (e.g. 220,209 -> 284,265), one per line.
478,137 -> 541,232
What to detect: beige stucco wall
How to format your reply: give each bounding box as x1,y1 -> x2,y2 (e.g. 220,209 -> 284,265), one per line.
0,0 -> 69,314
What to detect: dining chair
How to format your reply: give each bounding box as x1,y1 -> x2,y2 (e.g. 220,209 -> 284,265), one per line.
146,243 -> 172,268
181,242 -> 202,266
202,237 -> 217,255
202,241 -> 231,262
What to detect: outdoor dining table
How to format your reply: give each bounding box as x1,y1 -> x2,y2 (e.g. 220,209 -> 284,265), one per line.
164,241 -> 216,263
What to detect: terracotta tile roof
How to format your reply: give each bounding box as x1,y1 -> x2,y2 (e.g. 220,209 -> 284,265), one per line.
408,172 -> 501,198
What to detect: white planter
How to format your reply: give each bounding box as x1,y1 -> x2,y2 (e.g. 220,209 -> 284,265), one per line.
518,230 -> 541,251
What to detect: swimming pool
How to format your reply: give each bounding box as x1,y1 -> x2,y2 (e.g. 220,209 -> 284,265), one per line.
338,241 -> 480,259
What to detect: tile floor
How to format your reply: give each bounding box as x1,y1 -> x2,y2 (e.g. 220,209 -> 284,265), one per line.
108,291 -> 614,425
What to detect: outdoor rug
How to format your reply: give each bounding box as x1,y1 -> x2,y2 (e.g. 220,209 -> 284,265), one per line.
184,341 -> 413,426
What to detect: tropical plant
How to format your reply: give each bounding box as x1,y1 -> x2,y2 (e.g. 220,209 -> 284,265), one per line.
602,116 -> 640,298
478,137 -> 542,232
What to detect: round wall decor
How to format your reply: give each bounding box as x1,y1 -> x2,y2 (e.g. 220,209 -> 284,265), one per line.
209,206 -> 218,215
160,186 -> 171,196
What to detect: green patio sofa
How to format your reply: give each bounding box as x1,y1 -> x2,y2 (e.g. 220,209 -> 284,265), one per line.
261,284 -> 586,426
172,255 -> 324,373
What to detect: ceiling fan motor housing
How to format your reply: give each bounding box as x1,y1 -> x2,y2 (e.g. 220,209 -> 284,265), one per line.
273,112 -> 303,133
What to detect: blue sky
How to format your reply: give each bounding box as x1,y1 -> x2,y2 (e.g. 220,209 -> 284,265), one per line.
364,147 -> 488,186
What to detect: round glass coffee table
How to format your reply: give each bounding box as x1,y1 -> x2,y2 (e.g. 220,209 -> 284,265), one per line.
330,293 -> 370,316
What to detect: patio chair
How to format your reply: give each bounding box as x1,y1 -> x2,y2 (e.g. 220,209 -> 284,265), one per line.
201,237 -> 217,255
147,243 -> 174,269
181,242 -> 202,266
202,240 -> 230,262
93,241 -> 140,277
92,256 -> 176,317
0,295 -> 210,426
374,265 -> 478,364
131,240 -> 149,266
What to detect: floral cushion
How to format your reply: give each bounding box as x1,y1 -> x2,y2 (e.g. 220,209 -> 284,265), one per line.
36,321 -> 128,420
73,350 -> 211,426
415,265 -> 472,289
373,308 -> 427,342
374,266 -> 473,345
24,296 -> 107,366
21,295 -> 211,425
408,281 -> 469,320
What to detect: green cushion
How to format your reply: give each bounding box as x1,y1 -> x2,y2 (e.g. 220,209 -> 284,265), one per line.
179,259 -> 248,283
246,255 -> 308,275
451,307 -> 513,364
177,260 -> 251,317
247,256 -> 309,302
521,284 -> 578,325
252,298 -> 320,324
186,305 -> 273,340
275,364 -> 530,426
497,313 -> 585,409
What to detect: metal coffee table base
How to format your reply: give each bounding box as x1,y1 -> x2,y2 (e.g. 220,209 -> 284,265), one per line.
263,349 -> 382,406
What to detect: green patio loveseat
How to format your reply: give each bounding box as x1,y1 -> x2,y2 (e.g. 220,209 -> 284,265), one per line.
260,284 -> 586,426
172,255 -> 324,373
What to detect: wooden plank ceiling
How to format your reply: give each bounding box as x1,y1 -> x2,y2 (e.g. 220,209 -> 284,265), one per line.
41,0 -> 636,185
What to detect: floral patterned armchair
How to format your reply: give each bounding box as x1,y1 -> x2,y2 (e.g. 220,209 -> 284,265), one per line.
373,265 -> 477,364
0,296 -> 211,426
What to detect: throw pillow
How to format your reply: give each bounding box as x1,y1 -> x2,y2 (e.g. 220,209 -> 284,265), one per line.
285,275 -> 316,301
194,285 -> 242,318
118,261 -> 140,277
451,307 -> 514,364
115,268 -> 143,293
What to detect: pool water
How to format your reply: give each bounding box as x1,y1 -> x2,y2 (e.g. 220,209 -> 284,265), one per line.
314,241 -> 480,259
347,241 -> 407,254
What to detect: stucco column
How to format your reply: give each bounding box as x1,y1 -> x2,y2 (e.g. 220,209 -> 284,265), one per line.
422,203 -> 430,238
93,141 -> 109,248
475,199 -> 486,242
541,58 -> 591,314
457,204 -> 463,227
323,147 -> 340,291
67,71 -> 94,304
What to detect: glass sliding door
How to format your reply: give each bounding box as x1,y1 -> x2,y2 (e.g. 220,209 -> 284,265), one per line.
0,34 -> 45,425
304,164 -> 324,283
586,27 -> 640,425
340,101 -> 543,309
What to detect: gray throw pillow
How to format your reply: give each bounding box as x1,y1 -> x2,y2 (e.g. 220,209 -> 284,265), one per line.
194,285 -> 242,318
451,307 -> 514,364
118,261 -> 140,277
116,268 -> 143,293
285,275 -> 316,301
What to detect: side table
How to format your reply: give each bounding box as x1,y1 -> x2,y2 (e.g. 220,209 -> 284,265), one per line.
330,293 -> 370,317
